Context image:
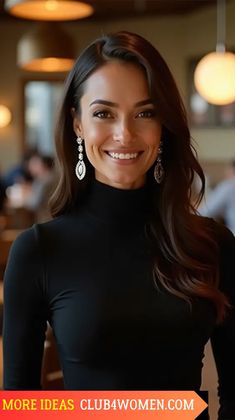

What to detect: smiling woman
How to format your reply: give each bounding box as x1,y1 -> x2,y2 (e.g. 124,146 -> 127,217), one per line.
3,31 -> 235,420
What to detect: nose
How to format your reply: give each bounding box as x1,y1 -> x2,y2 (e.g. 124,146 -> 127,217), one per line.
113,118 -> 135,145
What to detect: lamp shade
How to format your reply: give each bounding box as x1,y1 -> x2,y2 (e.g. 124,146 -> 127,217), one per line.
194,51 -> 235,105
0,105 -> 12,128
17,23 -> 75,72
5,0 -> 94,20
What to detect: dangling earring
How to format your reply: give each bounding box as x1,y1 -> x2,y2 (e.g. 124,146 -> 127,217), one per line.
154,142 -> 164,184
75,136 -> 86,180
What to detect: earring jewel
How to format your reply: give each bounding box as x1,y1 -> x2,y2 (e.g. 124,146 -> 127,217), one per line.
75,136 -> 86,180
154,143 -> 164,184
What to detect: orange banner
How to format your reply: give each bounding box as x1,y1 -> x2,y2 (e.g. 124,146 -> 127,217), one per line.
0,391 -> 207,419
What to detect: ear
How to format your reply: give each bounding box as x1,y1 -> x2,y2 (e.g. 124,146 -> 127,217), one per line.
71,107 -> 82,137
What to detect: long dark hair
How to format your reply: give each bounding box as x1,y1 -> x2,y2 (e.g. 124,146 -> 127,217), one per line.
51,31 -> 228,321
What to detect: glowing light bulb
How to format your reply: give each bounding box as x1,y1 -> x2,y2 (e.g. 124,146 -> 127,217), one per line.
45,0 -> 58,11
0,105 -> 12,128
194,51 -> 235,105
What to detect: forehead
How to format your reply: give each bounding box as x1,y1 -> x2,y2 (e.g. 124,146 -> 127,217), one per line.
82,60 -> 150,101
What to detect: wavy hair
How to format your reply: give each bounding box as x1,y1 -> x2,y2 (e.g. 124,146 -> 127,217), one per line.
50,31 -> 229,321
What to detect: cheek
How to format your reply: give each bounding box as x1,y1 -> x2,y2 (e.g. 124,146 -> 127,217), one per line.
82,121 -> 109,149
139,120 -> 161,141
145,127 -> 162,148
82,132 -> 101,156
83,129 -> 106,162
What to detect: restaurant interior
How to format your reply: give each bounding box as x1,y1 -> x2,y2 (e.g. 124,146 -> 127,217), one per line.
0,0 -> 235,417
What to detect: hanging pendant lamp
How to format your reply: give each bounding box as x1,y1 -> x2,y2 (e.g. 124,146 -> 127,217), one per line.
17,23 -> 75,72
0,105 -> 12,128
5,0 -> 94,21
194,0 -> 235,105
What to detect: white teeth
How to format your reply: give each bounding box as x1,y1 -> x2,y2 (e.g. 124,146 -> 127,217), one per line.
108,152 -> 139,160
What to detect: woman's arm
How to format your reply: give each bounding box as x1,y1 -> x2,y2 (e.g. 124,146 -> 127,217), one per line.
3,227 -> 48,389
210,225 -> 235,420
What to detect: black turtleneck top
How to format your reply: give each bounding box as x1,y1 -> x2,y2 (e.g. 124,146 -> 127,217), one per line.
3,180 -> 235,418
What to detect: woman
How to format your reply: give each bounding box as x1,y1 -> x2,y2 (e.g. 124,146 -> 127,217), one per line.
3,31 -> 235,418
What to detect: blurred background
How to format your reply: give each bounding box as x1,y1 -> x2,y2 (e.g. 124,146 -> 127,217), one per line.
0,1 -> 235,417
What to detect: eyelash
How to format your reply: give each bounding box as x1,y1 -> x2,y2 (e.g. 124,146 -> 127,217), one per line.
92,109 -> 156,119
93,110 -> 112,119
137,109 -> 156,119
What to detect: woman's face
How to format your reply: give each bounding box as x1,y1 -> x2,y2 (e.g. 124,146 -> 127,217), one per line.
73,60 -> 162,189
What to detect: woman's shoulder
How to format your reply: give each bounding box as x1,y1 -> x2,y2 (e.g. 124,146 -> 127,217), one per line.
5,226 -> 44,269
193,214 -> 235,247
7,216 -> 63,254
3,226 -> 43,285
192,214 -> 235,275
5,218 -> 68,281
198,216 -> 235,296
204,217 -> 235,252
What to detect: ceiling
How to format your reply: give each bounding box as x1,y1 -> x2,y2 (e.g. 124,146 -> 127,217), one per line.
0,0 -> 217,23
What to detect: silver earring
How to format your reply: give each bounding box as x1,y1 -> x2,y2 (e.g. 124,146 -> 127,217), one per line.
75,136 -> 86,180
154,143 -> 164,184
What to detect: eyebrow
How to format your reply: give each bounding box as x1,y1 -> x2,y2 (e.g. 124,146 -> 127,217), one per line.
89,99 -> 154,108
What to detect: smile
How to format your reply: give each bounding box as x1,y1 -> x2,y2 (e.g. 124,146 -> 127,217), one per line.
106,152 -> 141,160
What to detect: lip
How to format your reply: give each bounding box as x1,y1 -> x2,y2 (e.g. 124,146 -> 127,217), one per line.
104,149 -> 144,154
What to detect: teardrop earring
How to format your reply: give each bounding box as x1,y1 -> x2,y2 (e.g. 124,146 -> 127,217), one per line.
75,136 -> 86,180
154,142 -> 164,184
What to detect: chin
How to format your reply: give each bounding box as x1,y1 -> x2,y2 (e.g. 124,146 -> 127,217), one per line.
95,167 -> 146,189
108,175 -> 145,190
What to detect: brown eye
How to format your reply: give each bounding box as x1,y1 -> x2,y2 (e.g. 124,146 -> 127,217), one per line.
93,110 -> 112,119
137,109 -> 156,118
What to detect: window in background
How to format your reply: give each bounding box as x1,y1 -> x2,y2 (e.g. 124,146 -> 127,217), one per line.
24,81 -> 64,154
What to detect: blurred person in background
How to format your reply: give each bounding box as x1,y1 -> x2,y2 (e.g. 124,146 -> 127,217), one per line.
199,160 -> 235,235
24,154 -> 55,222
2,150 -> 36,189
3,153 -> 55,227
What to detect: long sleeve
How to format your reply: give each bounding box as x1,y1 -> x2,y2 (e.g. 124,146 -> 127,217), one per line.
210,225 -> 235,419
3,226 -> 48,389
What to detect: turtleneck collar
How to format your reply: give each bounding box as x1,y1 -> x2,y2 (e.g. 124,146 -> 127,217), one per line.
81,179 -> 152,224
